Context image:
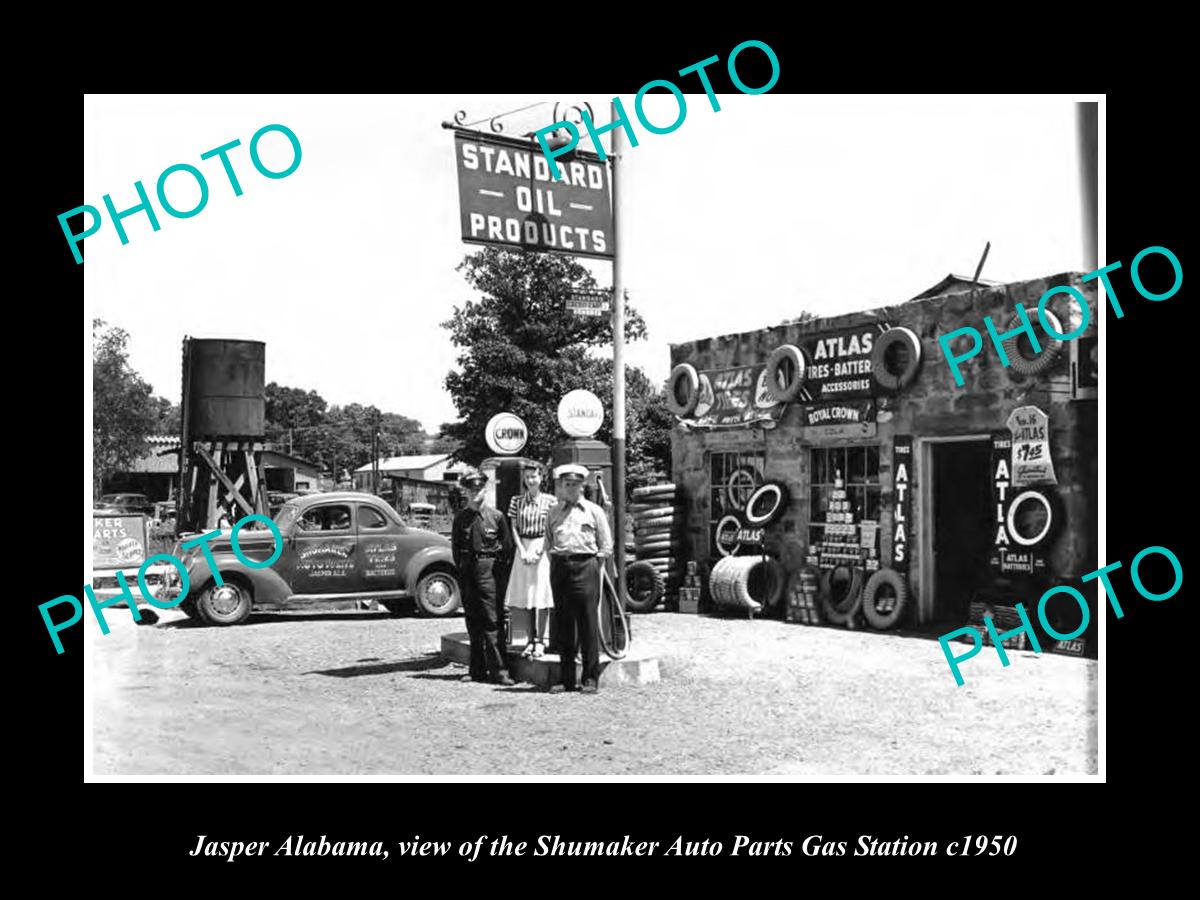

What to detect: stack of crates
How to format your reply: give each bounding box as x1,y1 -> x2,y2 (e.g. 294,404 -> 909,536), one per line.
786,568 -> 822,624
678,561 -> 701,613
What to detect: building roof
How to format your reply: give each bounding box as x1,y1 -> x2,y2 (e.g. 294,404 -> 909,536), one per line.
127,436 -> 181,473
354,454 -> 461,474
908,273 -> 1000,302
261,447 -> 321,472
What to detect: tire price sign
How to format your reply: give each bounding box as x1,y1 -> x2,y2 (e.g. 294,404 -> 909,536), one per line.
453,132 -> 613,259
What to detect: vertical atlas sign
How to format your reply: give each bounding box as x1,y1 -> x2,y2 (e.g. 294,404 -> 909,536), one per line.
453,133 -> 613,259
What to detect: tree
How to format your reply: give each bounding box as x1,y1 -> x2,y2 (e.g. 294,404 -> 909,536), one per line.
150,396 -> 181,436
441,247 -> 649,466
92,319 -> 158,495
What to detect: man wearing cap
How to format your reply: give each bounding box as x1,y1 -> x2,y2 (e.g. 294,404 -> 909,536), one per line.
451,472 -> 515,686
545,464 -> 614,694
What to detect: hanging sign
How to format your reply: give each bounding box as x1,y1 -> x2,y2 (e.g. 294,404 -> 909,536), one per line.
796,324 -> 889,402
484,412 -> 528,455
454,133 -> 613,259
689,365 -> 784,429
557,389 -> 604,437
566,288 -> 611,317
803,399 -> 875,427
1006,405 -> 1057,487
891,436 -> 912,571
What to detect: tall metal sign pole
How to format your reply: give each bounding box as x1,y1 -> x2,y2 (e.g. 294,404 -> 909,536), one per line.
610,101 -> 628,601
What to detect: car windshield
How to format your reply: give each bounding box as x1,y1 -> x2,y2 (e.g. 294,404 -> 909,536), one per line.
274,503 -> 299,532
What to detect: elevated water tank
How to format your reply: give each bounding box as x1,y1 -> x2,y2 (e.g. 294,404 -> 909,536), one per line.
186,339 -> 266,438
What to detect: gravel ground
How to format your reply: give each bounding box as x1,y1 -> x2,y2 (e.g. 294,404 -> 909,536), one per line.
92,606 -> 1097,776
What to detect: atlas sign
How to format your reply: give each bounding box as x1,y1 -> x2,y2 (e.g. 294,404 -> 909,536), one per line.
484,412 -> 528,455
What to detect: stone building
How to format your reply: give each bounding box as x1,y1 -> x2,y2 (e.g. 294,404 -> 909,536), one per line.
667,271 -> 1098,646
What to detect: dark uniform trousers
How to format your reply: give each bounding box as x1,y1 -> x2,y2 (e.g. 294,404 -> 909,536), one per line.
550,555 -> 601,689
461,556 -> 508,680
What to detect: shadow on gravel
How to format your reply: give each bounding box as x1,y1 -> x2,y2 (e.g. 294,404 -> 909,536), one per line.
306,654 -> 450,678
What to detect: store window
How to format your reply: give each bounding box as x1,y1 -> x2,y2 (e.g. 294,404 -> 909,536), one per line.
808,446 -> 881,570
709,450 -> 766,550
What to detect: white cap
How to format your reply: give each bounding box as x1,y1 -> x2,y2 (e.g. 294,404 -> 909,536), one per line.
554,463 -> 589,481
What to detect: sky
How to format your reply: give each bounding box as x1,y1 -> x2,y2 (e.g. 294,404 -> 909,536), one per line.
84,94 -> 1089,435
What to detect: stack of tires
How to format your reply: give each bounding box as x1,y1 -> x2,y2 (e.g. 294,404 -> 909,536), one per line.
625,483 -> 684,612
709,555 -> 787,618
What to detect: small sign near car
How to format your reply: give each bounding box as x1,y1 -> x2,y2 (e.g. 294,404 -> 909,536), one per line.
93,513 -> 148,568
484,412 -> 529,455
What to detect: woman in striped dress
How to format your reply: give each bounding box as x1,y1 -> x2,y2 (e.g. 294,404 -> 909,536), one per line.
505,464 -> 557,658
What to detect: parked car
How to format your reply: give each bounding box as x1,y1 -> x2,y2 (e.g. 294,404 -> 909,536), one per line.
99,492 -> 155,517
164,492 -> 461,626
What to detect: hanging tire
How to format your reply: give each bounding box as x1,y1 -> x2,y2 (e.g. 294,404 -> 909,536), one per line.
1005,486 -> 1062,549
624,561 -> 664,613
860,568 -> 909,630
635,522 -> 679,536
196,577 -> 252,626
725,468 -> 760,509
1004,307 -> 1064,376
870,326 -> 922,390
636,512 -> 682,529
818,566 -> 864,625
763,344 -> 807,402
743,481 -> 789,526
666,365 -> 701,416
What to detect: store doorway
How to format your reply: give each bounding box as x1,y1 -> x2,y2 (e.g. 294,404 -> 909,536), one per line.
925,437 -> 993,625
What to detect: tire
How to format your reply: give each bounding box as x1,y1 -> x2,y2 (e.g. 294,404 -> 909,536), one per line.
742,558 -> 787,610
1005,486 -> 1061,550
743,481 -> 789,526
632,483 -> 677,500
624,561 -> 664,612
860,568 -> 910,630
709,556 -> 784,613
666,365 -> 700,416
635,538 -> 683,554
196,578 -> 252,626
414,569 -> 461,617
818,566 -> 864,626
635,512 -> 682,528
1005,308 -> 1064,376
870,326 -> 922,390
634,525 -> 679,539
763,344 -> 806,402
725,467 -> 760,509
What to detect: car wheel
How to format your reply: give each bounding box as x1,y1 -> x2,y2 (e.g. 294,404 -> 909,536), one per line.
415,570 -> 461,617
196,579 -> 252,626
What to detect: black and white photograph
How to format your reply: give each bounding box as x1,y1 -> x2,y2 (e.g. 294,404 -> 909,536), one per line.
80,90 -> 1110,779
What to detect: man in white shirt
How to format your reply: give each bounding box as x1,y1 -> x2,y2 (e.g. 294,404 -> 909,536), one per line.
545,464 -> 613,694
